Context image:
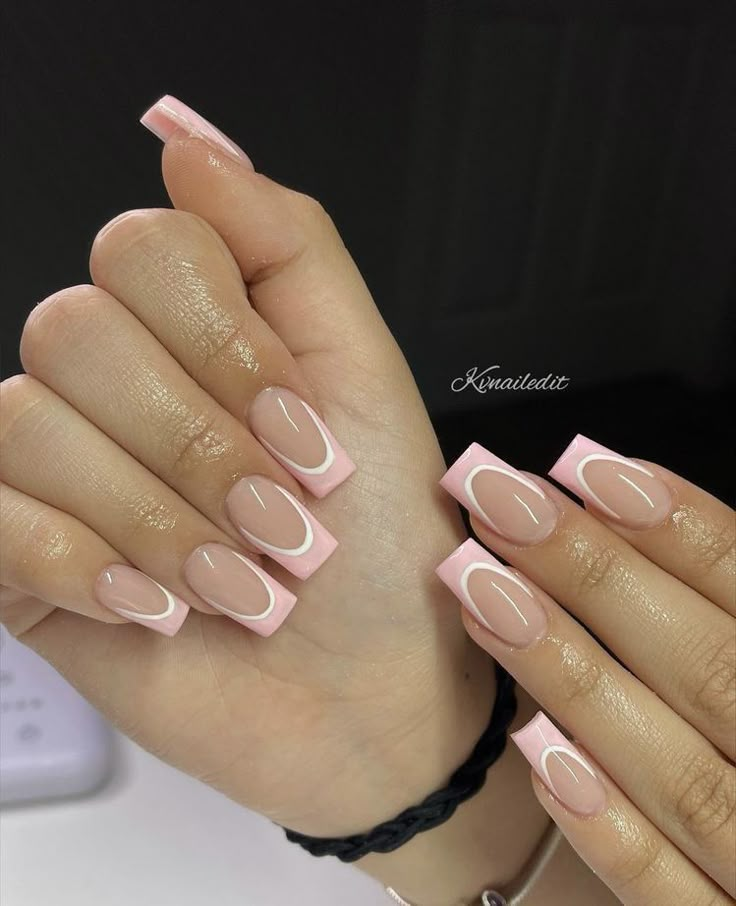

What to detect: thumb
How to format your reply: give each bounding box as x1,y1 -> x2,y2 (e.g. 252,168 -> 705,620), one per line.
141,95 -> 394,368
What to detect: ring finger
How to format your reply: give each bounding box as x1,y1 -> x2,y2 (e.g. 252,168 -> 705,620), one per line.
88,208 -> 355,499
0,376 -> 296,635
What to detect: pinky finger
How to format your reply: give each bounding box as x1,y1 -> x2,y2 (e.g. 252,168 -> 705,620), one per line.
0,483 -> 186,634
515,713 -> 731,905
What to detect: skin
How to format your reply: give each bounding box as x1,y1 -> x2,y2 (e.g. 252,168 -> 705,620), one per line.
0,129 -> 733,904
464,471 -> 735,904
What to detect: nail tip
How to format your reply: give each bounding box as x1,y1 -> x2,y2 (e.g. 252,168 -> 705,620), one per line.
310,459 -> 357,498
162,602 -> 190,637
440,441 -> 484,484
510,710 -> 549,744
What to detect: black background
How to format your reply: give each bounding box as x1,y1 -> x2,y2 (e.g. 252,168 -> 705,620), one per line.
2,0 -> 734,499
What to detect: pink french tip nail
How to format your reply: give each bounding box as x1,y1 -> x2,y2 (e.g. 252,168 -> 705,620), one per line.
436,539 -> 548,647
140,94 -> 254,168
511,712 -> 607,817
184,543 -> 296,637
440,443 -> 558,546
95,565 -> 189,637
548,434 -> 672,530
225,476 -> 338,580
248,387 -> 355,499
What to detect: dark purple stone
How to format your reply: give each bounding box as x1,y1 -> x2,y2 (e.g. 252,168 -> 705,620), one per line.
482,893 -> 508,906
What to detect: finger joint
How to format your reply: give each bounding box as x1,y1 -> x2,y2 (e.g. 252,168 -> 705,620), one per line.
670,753 -> 736,845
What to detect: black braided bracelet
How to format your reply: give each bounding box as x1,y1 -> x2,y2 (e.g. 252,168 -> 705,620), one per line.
282,663 -> 517,862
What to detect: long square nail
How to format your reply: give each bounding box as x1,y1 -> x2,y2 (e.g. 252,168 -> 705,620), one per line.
95,565 -> 189,636
440,443 -> 558,546
140,95 -> 253,167
248,387 -> 355,498
511,712 -> 606,816
225,476 -> 337,579
548,434 -> 672,529
184,543 -> 297,636
436,539 -> 548,647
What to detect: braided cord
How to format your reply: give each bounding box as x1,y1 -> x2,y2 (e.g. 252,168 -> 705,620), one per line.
283,663 -> 517,862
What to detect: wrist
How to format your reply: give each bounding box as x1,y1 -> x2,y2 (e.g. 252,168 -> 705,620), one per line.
282,614 -> 497,839
357,688 -> 548,905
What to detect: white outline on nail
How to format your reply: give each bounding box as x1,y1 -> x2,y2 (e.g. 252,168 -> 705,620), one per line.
575,454 -> 655,520
107,572 -> 180,623
464,464 -> 548,533
532,720 -> 599,801
236,483 -> 314,557
197,550 -> 276,622
459,561 -> 534,632
257,398 -> 335,477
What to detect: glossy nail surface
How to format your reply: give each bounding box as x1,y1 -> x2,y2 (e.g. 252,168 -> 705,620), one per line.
549,434 -> 672,529
512,712 -> 606,816
436,539 -> 548,647
184,543 -> 297,636
95,565 -> 189,636
441,443 -> 558,546
140,95 -> 253,167
248,387 -> 355,498
225,476 -> 337,579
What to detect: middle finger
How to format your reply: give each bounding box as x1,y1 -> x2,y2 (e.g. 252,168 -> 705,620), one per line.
20,285 -> 337,579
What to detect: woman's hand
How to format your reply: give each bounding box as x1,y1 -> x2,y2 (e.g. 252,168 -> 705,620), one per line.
0,99 -> 499,859
438,438 -> 735,903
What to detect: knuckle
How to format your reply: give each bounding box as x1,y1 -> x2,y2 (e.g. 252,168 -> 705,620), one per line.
557,646 -> 608,709
293,191 -> 335,231
189,316 -> 247,378
688,632 -> 736,723
25,510 -> 75,568
165,410 -> 229,479
20,285 -> 108,371
92,208 -> 218,265
691,522 -> 736,579
568,539 -> 626,599
609,833 -> 664,891
0,375 -> 47,446
670,753 -> 736,843
119,490 -> 179,546
91,209 -> 242,302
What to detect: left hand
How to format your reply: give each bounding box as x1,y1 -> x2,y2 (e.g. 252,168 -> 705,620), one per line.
437,437 -> 735,904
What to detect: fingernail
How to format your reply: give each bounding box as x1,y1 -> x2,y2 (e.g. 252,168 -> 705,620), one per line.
548,434 -> 672,529
511,712 -> 606,816
225,476 -> 337,579
436,539 -> 548,647
140,94 -> 254,168
95,565 -> 189,636
440,443 -> 558,546
248,387 -> 355,498
184,543 -> 296,636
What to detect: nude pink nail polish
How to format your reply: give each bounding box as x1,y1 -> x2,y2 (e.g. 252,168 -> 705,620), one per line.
549,434 -> 672,529
140,95 -> 253,168
511,712 -> 606,817
436,539 -> 548,647
441,443 -> 558,546
248,387 -> 355,498
95,565 -> 189,636
225,476 -> 337,579
183,543 -> 296,636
